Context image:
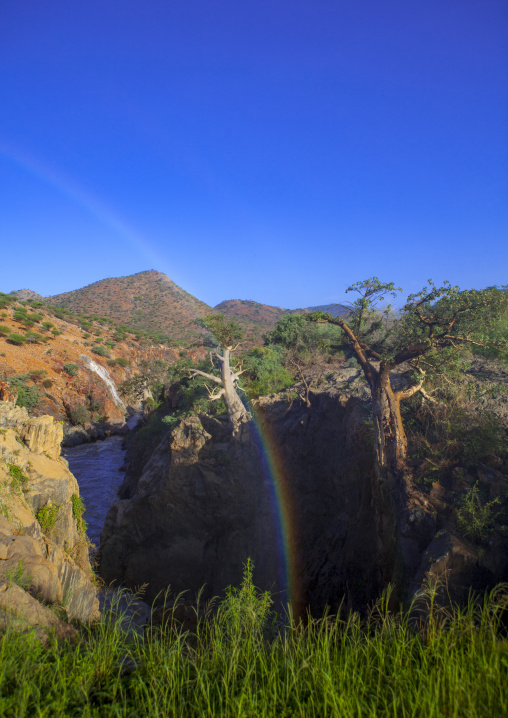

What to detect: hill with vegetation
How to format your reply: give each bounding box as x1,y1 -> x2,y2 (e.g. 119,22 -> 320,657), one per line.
303,302 -> 350,317
10,272 -> 353,347
0,291 -> 196,441
213,299 -> 292,342
46,270 -> 212,345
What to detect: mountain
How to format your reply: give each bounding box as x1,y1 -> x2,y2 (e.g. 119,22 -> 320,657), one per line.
47,270 -> 211,344
303,303 -> 350,317
9,289 -> 45,302
214,299 -> 291,341
9,271 -> 350,347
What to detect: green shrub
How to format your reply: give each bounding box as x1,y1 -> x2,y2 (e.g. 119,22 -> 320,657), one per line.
70,405 -> 91,426
24,332 -> 45,343
0,325 -> 11,336
7,375 -> 41,409
114,357 -> 130,368
92,345 -> 109,357
41,321 -> 54,331
71,494 -> 87,535
6,560 -> 30,588
456,483 -> 501,543
27,313 -> 43,323
63,363 -> 79,377
42,379 -> 53,389
8,464 -> 29,492
242,346 -> 294,398
7,333 -> 27,346
51,329 -> 61,337
36,503 -> 60,533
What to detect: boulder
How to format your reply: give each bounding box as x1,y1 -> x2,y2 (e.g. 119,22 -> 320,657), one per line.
19,415 -> 63,459
0,581 -> 77,644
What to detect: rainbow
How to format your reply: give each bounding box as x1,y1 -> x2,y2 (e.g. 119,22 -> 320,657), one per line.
1,139 -> 303,609
249,403 -> 302,612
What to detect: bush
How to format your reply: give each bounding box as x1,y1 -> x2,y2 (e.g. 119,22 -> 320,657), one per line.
7,333 -> 27,346
70,405 -> 91,426
216,558 -> 274,644
242,346 -> 294,398
51,329 -> 61,337
115,357 -> 130,367
24,332 -> 45,344
7,375 -> 41,409
41,321 -> 54,331
456,483 -> 501,543
71,494 -> 87,535
42,379 -> 53,389
63,363 -> 79,377
0,325 -> 11,336
36,503 -> 60,533
8,464 -> 29,492
92,345 -> 109,357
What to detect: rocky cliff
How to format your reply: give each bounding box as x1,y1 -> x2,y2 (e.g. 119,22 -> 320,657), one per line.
99,366 -> 508,615
99,373 -> 386,613
0,401 -> 99,639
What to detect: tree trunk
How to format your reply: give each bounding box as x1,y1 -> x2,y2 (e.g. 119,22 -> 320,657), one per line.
365,363 -> 411,595
370,364 -> 407,483
220,348 -> 249,435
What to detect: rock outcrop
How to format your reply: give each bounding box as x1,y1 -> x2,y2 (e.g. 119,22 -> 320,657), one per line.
100,414 -> 282,605
0,401 -> 99,636
99,373 -> 389,613
99,368 -> 508,616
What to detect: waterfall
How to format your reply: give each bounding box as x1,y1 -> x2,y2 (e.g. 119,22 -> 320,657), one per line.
81,355 -> 127,411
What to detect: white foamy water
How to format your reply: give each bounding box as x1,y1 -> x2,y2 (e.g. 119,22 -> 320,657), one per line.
81,355 -> 126,411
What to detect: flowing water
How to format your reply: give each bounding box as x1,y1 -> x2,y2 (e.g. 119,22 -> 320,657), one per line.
64,435 -> 126,546
80,355 -> 127,410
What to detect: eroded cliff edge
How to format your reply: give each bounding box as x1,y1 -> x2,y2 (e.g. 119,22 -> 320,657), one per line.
99,378 -> 385,613
99,368 -> 508,615
0,401 -> 99,638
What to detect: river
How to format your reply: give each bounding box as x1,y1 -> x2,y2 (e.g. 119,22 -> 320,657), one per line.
63,435 -> 126,547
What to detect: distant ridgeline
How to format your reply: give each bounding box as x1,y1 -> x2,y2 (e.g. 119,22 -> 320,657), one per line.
8,270 -> 349,346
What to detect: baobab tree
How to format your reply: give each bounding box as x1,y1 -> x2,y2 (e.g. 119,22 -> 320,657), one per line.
310,278 -> 507,485
309,278 -> 507,589
190,315 -> 250,435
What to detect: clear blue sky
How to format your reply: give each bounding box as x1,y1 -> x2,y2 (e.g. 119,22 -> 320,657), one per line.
1,1 -> 506,308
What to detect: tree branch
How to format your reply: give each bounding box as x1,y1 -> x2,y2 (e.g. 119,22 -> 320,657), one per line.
188,369 -> 222,385
205,385 -> 226,401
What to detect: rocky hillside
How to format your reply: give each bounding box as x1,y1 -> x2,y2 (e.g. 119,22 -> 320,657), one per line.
46,270 -> 212,344
0,292 -> 196,443
214,299 -> 291,342
0,402 -> 99,639
11,271 -> 352,348
302,303 -> 350,317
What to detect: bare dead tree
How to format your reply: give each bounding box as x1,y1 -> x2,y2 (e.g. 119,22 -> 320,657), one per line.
189,315 -> 250,435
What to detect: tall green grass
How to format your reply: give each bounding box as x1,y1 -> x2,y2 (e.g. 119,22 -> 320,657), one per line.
0,567 -> 507,717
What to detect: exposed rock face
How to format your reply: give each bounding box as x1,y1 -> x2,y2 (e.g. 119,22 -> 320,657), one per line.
0,401 -> 99,626
99,369 -> 508,615
19,415 -> 64,459
0,382 -> 17,403
100,415 -> 282,605
100,377 -> 390,613
0,581 -> 78,644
